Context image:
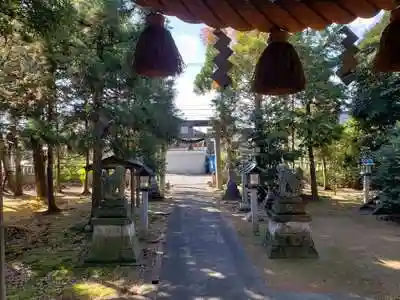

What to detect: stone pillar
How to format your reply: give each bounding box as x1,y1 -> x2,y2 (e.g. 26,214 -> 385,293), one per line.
159,172 -> 166,198
141,189 -> 149,237
250,188 -> 259,234
130,170 -> 136,218
135,175 -> 140,208
239,173 -> 250,211
265,184 -> 275,210
265,195 -> 318,259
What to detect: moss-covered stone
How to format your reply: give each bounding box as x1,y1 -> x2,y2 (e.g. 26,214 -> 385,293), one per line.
264,217 -> 318,259
85,221 -> 140,264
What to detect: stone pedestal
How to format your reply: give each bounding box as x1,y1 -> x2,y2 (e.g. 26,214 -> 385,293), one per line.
85,197 -> 140,264
239,202 -> 250,212
264,196 -> 318,259
222,179 -> 242,201
96,197 -> 130,218
85,217 -> 140,264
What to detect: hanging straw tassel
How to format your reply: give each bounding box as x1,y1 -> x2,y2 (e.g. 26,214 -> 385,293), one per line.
252,28 -> 305,95
133,13 -> 185,77
373,7 -> 400,72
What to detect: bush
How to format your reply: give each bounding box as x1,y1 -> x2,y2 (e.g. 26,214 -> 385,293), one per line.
373,132 -> 400,213
59,155 -> 86,183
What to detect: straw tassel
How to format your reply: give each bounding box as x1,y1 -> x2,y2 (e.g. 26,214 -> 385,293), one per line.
133,12 -> 185,77
252,28 -> 305,96
373,7 -> 400,72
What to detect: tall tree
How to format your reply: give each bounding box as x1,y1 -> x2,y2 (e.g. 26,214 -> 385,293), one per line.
292,27 -> 346,200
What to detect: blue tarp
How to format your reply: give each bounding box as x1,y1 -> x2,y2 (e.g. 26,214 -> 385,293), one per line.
208,154 -> 216,173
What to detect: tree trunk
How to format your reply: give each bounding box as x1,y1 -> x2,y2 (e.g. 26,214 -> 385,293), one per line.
90,36 -> 106,222
159,144 -> 166,198
0,136 -> 16,193
225,141 -> 234,174
322,155 -> 330,190
10,121 -> 23,196
308,145 -> 318,201
90,92 -> 104,221
0,157 -> 6,300
31,138 -> 47,199
254,94 -> 263,168
55,105 -> 62,194
91,124 -> 103,219
306,102 -> 318,201
46,98 -> 60,213
13,140 -> 23,197
56,146 -> 62,193
82,148 -> 91,195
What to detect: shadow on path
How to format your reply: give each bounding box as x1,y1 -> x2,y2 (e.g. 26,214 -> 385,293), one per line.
157,182 -> 370,300
157,192 -> 269,300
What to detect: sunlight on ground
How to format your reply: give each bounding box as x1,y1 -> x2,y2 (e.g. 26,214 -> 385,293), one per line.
3,198 -> 46,213
3,190 -> 88,223
200,268 -> 226,279
375,259 -> 400,270
244,288 -> 266,300
4,187 -> 171,299
200,206 -> 220,213
263,269 -> 275,275
72,282 -> 117,298
219,186 -> 400,298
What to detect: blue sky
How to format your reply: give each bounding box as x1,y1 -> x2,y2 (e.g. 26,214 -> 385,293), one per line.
168,12 -> 384,120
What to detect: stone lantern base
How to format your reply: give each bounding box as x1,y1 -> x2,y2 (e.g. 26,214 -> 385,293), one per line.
85,197 -> 140,264
85,217 -> 140,264
264,196 -> 318,259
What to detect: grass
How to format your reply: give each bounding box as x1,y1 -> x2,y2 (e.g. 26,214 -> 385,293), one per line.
4,187 -> 172,300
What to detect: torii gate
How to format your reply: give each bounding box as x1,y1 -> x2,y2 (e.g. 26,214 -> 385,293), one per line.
180,119 -> 224,190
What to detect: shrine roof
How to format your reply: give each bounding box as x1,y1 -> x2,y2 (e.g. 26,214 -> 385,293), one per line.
86,155 -> 155,176
134,0 -> 394,32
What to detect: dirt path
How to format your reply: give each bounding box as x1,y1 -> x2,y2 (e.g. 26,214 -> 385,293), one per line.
220,187 -> 400,299
156,176 -> 374,299
156,179 -> 269,299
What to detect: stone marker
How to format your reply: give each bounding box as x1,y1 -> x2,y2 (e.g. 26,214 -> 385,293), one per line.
149,176 -> 162,200
264,163 -> 318,259
86,165 -> 140,264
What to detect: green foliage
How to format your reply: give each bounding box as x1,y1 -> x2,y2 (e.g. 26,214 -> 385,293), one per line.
373,127 -> 400,212
317,123 -> 359,188
358,12 -> 390,50
58,155 -> 86,182
351,66 -> 400,149
346,12 -> 400,204
78,167 -> 90,183
351,13 -> 400,153
0,0 -> 180,204
193,45 -> 216,94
